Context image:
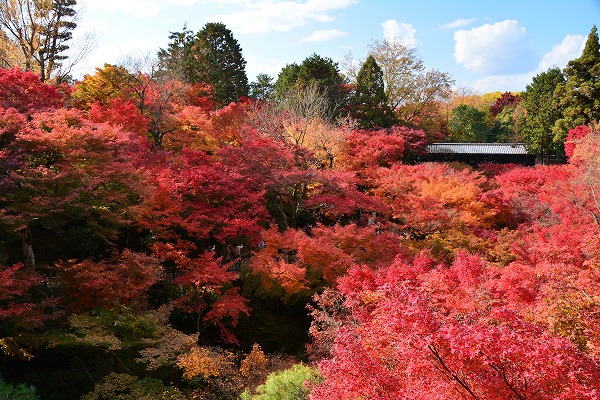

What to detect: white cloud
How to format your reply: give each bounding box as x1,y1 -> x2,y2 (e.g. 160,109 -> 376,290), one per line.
538,34 -> 585,70
82,0 -> 161,18
211,0 -> 359,34
245,54 -> 285,81
301,29 -> 348,43
164,0 -> 212,5
82,0 -> 360,25
165,0 -> 254,6
72,37 -> 162,79
382,19 -> 416,48
454,20 -> 537,75
466,72 -> 535,93
440,18 -> 476,30
462,32 -> 587,93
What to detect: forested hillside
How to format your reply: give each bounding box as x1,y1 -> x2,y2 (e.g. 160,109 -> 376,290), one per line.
1,2 -> 600,398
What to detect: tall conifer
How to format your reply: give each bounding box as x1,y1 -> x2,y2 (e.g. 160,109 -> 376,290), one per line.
350,55 -> 395,128
160,22 -> 248,107
553,25 -> 600,145
519,67 -> 565,161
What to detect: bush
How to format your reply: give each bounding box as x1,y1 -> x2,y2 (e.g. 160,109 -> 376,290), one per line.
80,373 -> 185,400
0,373 -> 38,400
241,363 -> 320,400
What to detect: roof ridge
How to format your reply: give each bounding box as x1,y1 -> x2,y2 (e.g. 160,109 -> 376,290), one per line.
426,143 -> 530,155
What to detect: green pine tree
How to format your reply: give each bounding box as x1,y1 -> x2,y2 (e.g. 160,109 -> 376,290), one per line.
274,54 -> 347,119
157,25 -> 194,80
162,22 -> 248,107
241,364 -> 320,400
38,0 -> 78,82
274,63 -> 301,96
350,55 -> 395,128
553,25 -> 600,146
0,374 -> 38,400
296,53 -> 345,91
0,0 -> 78,82
518,67 -> 565,161
250,73 -> 275,100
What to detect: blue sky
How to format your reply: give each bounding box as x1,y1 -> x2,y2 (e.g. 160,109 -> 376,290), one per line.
72,0 -> 600,93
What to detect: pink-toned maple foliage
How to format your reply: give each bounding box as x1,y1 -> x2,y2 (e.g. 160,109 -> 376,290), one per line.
218,138 -> 385,229
88,98 -> 150,135
565,124 -> 590,160
311,251 -> 600,399
0,68 -> 64,113
340,128 -> 405,171
1,108 -> 151,239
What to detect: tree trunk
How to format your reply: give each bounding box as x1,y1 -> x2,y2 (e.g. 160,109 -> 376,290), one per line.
20,225 -> 35,268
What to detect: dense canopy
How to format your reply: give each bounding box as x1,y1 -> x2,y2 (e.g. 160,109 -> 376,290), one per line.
1,17 -> 600,400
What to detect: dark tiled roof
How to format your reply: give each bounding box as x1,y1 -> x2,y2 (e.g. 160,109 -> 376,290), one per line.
427,143 -> 530,155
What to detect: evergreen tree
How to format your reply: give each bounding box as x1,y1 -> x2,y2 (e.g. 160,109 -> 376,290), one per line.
488,105 -> 518,143
159,22 -> 248,107
0,374 -> 38,400
299,53 -> 347,112
187,22 -> 248,106
350,55 -> 395,128
447,104 -> 490,142
519,67 -> 565,162
156,25 -> 193,80
274,53 -> 348,118
38,0 -> 77,82
0,0 -> 78,81
553,25 -> 600,145
249,73 -> 275,100
274,62 -> 301,96
296,53 -> 345,90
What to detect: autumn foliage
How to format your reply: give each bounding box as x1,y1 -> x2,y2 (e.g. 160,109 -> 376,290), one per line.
310,251 -> 600,399
2,66 -> 600,399
0,67 -> 64,113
